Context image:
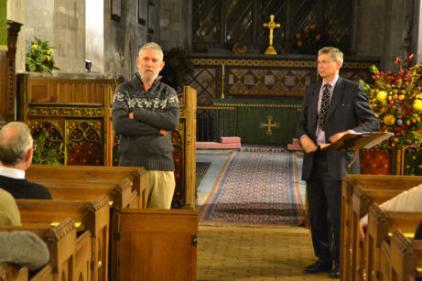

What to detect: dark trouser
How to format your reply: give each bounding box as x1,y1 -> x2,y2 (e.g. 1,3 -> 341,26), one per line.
306,151 -> 342,265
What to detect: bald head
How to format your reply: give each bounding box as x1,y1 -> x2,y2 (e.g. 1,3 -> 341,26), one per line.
0,122 -> 33,165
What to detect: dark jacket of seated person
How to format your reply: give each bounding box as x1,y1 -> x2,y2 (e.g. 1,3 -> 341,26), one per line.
0,174 -> 51,199
0,121 -> 51,200
0,231 -> 50,271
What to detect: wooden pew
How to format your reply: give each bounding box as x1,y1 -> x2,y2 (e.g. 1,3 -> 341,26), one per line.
365,205 -> 422,281
32,178 -> 137,210
27,165 -> 144,208
0,263 -> 28,281
0,218 -> 85,281
341,174 -> 422,281
26,167 -> 198,281
24,174 -> 139,281
17,196 -> 109,281
117,209 -> 198,281
377,230 -> 422,281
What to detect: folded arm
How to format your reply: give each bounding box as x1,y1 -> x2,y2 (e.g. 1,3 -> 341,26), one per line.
132,94 -> 180,130
112,90 -> 161,136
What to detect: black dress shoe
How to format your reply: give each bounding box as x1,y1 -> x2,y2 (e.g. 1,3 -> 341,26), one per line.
304,260 -> 332,273
328,264 -> 340,278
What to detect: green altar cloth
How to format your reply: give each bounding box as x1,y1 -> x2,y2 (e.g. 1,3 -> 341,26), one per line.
213,98 -> 302,145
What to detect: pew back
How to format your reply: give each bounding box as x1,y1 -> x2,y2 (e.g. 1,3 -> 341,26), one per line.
341,174 -> 422,281
27,165 -> 143,208
366,205 -> 422,281
16,196 -> 110,281
0,219 -> 77,281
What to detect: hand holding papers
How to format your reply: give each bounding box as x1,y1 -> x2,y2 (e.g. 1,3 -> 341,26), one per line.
322,132 -> 394,151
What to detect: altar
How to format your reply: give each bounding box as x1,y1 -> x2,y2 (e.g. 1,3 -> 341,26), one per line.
188,53 -> 379,145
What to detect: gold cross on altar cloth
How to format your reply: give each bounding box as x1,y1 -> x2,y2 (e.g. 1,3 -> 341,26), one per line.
260,115 -> 280,136
262,14 -> 281,55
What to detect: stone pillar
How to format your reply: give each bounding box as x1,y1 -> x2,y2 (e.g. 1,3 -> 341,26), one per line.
382,0 -> 416,70
159,0 -> 191,50
352,0 -> 386,58
415,0 -> 422,63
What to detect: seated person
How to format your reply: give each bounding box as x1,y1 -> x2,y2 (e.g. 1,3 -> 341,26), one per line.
0,231 -> 50,271
0,122 -> 51,199
0,188 -> 21,226
359,183 -> 422,239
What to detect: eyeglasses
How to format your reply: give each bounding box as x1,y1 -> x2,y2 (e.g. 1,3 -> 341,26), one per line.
317,60 -> 336,65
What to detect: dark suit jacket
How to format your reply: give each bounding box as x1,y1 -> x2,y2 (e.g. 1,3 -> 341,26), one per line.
0,175 -> 52,199
297,77 -> 379,181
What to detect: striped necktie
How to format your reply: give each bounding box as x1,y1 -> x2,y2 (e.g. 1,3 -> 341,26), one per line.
318,84 -> 331,130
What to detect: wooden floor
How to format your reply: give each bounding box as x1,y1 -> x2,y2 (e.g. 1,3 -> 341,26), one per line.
197,224 -> 333,281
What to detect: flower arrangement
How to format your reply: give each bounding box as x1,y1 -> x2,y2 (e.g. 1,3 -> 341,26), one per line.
25,38 -> 59,73
359,54 -> 422,150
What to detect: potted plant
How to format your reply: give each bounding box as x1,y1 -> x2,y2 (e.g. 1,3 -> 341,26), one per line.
25,37 -> 60,73
359,54 -> 422,174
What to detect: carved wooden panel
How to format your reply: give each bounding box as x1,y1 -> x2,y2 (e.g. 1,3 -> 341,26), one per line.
188,56 -> 378,104
17,73 -> 114,166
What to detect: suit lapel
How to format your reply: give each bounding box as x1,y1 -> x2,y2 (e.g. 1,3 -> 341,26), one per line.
309,83 -> 321,136
326,77 -> 345,120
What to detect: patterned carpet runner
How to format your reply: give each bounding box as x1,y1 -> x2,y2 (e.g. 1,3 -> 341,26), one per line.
199,150 -> 305,226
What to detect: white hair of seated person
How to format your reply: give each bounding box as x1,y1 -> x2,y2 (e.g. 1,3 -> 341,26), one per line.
0,231 -> 49,271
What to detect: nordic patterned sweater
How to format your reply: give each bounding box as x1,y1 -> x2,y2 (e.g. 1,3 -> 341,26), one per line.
112,74 -> 179,171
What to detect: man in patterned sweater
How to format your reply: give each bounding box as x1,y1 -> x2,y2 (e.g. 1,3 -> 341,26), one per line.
112,42 -> 179,209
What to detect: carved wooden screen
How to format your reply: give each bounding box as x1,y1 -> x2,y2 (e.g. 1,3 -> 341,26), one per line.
192,0 -> 352,55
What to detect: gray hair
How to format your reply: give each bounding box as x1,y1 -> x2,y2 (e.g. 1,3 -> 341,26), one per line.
318,46 -> 344,63
138,42 -> 164,60
0,121 -> 33,165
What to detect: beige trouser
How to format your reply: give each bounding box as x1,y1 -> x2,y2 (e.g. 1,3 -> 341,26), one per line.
141,170 -> 176,209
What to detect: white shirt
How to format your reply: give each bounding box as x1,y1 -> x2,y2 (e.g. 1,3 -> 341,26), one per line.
0,166 -> 25,180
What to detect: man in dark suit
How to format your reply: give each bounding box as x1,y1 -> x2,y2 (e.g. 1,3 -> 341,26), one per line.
297,46 -> 379,278
0,121 -> 51,199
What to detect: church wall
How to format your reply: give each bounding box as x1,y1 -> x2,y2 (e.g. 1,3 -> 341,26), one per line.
159,0 -> 190,51
103,0 -> 160,80
6,0 -> 25,72
22,0 -> 85,73
352,0 -> 418,70
53,0 -> 86,73
352,0 -> 385,58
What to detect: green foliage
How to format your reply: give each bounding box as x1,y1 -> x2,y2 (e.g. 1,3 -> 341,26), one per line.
25,37 -> 60,73
32,132 -> 64,165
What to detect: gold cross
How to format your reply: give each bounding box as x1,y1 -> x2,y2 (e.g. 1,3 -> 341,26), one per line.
262,14 -> 281,55
260,115 -> 279,136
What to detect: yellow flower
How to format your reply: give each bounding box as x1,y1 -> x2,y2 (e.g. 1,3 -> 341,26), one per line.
47,48 -> 53,55
376,90 -> 387,102
413,99 -> 422,111
398,94 -> 405,100
383,114 -> 396,125
31,44 -> 38,50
